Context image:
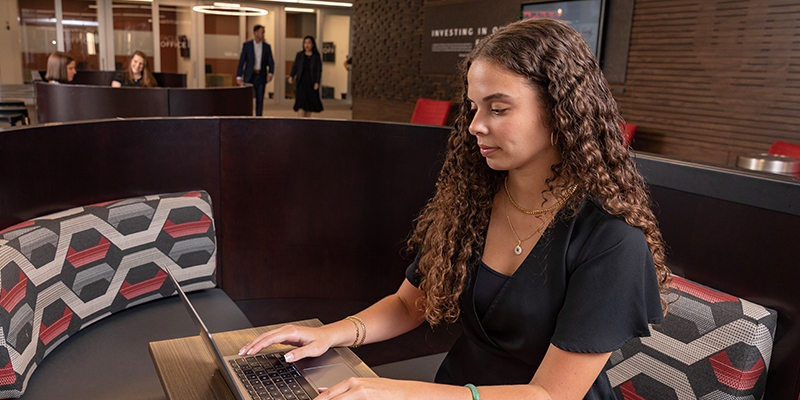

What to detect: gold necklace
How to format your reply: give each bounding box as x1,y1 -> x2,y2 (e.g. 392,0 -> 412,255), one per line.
503,177 -> 577,216
504,199 -> 545,256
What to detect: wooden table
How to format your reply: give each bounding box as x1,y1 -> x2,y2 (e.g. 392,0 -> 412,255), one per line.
149,319 -> 377,400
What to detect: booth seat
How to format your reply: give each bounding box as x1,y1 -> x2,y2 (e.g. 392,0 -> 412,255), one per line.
376,274 -> 778,399
0,190 -> 251,399
0,118 -> 798,398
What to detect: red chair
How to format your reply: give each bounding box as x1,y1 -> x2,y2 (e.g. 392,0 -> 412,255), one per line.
621,122 -> 637,146
411,98 -> 452,126
767,140 -> 800,159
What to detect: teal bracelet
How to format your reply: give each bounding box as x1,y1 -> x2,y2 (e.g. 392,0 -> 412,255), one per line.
464,383 -> 480,400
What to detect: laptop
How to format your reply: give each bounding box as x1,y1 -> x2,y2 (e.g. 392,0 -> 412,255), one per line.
164,267 -> 360,400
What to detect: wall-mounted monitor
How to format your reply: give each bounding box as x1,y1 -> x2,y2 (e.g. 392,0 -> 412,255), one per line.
521,0 -> 606,58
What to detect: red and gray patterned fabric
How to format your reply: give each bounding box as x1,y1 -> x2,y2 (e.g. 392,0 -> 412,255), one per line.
606,276 -> 777,399
0,191 -> 217,398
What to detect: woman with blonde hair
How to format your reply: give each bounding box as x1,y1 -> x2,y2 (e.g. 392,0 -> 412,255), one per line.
112,50 -> 157,87
239,18 -> 670,399
45,52 -> 77,84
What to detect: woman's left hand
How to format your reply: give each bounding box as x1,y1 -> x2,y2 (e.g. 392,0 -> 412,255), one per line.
314,83 -> 320,90
315,377 -> 434,400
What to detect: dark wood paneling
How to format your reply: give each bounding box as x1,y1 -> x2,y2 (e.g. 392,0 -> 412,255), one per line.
168,86 -> 252,116
218,119 -> 449,302
634,152 -> 800,399
0,119 -> 222,230
649,186 -> 800,399
34,83 -> 249,123
618,0 -> 800,166
34,82 -> 170,123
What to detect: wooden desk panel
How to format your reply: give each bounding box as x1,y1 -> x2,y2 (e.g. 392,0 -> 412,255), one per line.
149,319 -> 376,400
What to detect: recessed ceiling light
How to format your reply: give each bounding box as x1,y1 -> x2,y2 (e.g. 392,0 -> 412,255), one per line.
192,3 -> 268,16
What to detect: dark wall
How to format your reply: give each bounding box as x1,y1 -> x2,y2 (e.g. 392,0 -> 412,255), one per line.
350,0 -> 800,166
0,118 -> 449,305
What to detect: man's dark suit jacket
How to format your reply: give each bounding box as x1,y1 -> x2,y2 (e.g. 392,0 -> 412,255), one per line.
236,40 -> 275,82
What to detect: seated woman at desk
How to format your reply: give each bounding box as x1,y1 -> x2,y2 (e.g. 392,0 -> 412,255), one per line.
111,51 -> 158,87
45,52 -> 77,84
240,18 -> 670,400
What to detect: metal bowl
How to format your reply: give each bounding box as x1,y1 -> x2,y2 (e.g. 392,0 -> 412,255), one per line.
737,153 -> 800,175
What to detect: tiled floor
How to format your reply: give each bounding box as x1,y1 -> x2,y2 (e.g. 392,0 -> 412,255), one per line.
262,101 -> 352,120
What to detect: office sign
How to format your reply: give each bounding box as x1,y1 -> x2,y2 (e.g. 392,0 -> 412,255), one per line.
422,0 -> 517,74
322,42 -> 335,62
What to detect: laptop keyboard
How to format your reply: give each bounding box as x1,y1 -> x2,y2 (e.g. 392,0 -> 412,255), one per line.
230,352 -> 314,400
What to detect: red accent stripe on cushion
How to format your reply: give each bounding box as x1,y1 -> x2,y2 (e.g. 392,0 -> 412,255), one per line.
89,200 -> 118,207
620,381 -> 645,400
119,269 -> 168,300
710,351 -> 765,391
40,307 -> 73,346
163,214 -> 211,238
671,276 -> 738,303
66,236 -> 111,268
0,220 -> 35,235
0,361 -> 16,385
0,271 -> 27,312
181,192 -> 202,198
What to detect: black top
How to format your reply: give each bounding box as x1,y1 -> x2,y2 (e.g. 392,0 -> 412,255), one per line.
112,73 -> 142,87
406,199 -> 664,399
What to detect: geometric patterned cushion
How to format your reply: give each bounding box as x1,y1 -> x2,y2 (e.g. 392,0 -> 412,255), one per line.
605,276 -> 778,400
0,190 -> 217,398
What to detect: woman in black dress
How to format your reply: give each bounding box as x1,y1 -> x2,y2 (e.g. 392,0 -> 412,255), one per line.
288,36 -> 323,117
240,18 -> 669,399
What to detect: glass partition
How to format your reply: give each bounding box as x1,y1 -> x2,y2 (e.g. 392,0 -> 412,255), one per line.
112,0 -> 154,71
63,0 -> 99,71
18,0 -> 57,82
203,13 -> 238,87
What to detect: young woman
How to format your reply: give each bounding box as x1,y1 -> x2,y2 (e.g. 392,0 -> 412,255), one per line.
112,51 -> 157,87
288,36 -> 323,118
240,18 -> 670,399
45,52 -> 77,84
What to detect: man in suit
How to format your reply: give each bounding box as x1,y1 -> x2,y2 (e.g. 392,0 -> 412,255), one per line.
236,25 -> 275,116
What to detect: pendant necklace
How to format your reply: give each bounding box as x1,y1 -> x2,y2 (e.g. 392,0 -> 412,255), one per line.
502,177 -> 577,255
504,204 -> 543,255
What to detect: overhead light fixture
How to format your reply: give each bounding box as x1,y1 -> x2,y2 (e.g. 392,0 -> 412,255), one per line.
256,0 -> 352,6
298,0 -> 351,6
193,2 -> 268,16
285,7 -> 315,13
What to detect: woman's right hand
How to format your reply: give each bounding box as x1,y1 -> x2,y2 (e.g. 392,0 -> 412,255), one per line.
238,324 -> 334,362
288,76 -> 294,84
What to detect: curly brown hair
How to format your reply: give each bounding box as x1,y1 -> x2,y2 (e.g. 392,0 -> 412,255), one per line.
408,18 -> 671,326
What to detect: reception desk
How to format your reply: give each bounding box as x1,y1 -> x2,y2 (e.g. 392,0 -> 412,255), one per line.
1,118 -> 799,398
34,83 -> 253,123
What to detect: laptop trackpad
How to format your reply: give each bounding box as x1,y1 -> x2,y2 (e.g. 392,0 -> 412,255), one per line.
303,363 -> 356,389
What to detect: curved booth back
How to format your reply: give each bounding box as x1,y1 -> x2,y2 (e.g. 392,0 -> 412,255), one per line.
0,118 -> 799,398
34,83 -> 252,123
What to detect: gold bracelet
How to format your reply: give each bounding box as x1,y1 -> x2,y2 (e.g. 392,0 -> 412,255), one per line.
346,316 -> 366,348
345,317 -> 360,347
